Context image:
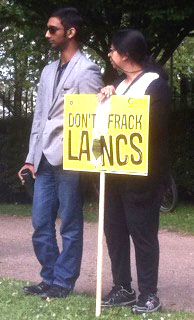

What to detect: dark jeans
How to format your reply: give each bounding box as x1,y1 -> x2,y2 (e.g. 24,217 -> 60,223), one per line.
32,156 -> 83,289
104,174 -> 164,295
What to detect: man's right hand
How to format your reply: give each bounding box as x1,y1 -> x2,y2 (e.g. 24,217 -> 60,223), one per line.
18,164 -> 35,185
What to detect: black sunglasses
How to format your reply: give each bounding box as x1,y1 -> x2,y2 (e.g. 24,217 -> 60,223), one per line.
46,26 -> 64,34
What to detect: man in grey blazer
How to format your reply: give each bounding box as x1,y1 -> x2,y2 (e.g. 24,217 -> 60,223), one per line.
18,7 -> 102,299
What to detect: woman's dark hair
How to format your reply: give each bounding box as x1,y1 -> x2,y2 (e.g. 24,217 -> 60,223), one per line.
112,29 -> 168,79
50,7 -> 83,40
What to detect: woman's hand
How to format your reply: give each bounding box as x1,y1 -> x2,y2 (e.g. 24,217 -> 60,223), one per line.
97,85 -> 116,103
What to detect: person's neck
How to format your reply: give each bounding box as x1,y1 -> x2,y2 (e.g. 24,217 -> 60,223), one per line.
123,62 -> 143,84
60,42 -> 79,65
125,70 -> 143,84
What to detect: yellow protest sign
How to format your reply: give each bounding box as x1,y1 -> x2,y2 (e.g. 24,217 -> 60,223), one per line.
63,94 -> 150,175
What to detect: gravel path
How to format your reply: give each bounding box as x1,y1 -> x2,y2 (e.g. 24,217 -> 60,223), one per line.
0,215 -> 194,312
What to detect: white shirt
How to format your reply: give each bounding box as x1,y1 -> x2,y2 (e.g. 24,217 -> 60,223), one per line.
116,72 -> 159,97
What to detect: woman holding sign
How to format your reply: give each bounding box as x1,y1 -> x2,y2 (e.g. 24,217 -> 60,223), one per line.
98,29 -> 170,314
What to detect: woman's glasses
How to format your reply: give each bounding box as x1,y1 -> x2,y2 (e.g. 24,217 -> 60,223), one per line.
109,47 -> 116,53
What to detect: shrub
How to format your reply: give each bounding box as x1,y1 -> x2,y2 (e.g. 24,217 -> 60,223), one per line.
0,117 -> 32,203
170,109 -> 194,196
0,110 -> 194,203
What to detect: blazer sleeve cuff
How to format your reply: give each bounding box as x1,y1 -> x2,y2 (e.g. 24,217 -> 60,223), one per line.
25,153 -> 34,165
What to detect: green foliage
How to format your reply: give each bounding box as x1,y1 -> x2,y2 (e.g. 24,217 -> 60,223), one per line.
172,37 -> 194,79
1,1 -> 194,83
0,278 -> 193,319
165,37 -> 194,96
0,0 -> 194,117
0,22 -> 58,117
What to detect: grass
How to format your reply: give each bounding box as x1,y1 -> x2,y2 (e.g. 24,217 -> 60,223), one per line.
0,202 -> 97,220
0,203 -> 194,318
0,201 -> 99,221
160,202 -> 194,234
0,278 -> 193,320
83,200 -> 98,222
1,201 -> 194,235
0,203 -> 32,216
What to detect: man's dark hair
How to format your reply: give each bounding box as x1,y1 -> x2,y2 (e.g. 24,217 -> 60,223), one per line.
50,7 -> 83,40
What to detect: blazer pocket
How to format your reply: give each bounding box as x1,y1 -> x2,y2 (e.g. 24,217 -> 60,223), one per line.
61,87 -> 77,95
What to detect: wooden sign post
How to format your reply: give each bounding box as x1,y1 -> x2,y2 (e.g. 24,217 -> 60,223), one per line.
95,171 -> 105,317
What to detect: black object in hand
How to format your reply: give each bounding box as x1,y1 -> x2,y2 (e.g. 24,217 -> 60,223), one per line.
21,168 -> 34,198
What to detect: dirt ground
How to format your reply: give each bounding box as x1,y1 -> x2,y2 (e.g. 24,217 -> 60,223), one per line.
1,215 -> 194,312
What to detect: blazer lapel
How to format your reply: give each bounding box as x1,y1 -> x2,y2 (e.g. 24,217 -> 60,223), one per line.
40,59 -> 59,124
48,60 -> 60,104
52,50 -> 82,106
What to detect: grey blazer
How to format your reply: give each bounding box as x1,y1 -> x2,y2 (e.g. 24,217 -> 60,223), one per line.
26,50 -> 102,172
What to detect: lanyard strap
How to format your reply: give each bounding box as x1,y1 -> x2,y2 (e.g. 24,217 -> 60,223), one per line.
122,72 -> 145,95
